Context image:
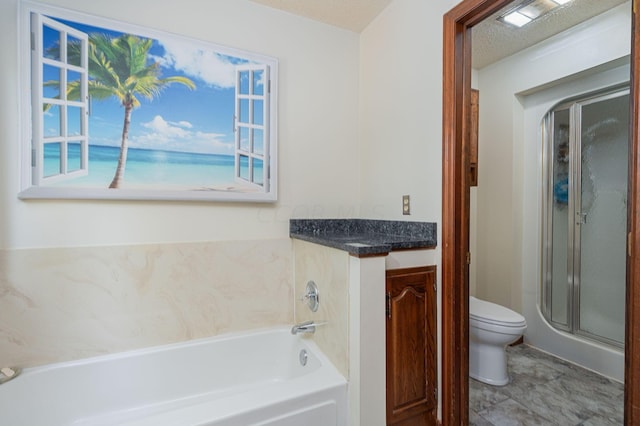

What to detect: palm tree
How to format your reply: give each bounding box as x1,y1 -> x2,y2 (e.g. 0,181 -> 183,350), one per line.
58,34 -> 195,188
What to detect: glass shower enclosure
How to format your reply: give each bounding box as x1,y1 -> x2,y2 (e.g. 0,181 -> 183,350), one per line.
542,86 -> 629,348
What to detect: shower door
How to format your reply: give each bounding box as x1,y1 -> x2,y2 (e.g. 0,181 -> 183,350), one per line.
542,86 -> 629,348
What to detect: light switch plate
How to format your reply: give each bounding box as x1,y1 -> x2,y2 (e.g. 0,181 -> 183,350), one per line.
402,195 -> 410,215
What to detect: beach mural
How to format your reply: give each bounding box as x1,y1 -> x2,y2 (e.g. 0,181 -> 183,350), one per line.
23,5 -> 277,202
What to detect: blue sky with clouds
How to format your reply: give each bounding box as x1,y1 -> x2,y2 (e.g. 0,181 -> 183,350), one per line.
44,16 -> 250,156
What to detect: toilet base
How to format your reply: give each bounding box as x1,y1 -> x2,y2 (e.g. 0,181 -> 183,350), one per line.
469,341 -> 510,386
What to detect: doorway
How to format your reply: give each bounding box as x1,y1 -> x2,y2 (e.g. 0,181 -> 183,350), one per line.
441,0 -> 640,424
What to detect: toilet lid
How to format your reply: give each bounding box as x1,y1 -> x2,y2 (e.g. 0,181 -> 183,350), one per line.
469,296 -> 526,327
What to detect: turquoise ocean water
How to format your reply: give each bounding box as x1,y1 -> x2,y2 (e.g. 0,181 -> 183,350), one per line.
43,144 -> 248,188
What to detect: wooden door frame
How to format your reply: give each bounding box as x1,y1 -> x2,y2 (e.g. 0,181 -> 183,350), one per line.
441,0 -> 640,424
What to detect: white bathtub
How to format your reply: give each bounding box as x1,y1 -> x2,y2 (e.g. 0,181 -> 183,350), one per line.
0,327 -> 347,426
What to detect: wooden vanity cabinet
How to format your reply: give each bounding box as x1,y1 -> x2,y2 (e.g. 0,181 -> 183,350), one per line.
386,265 -> 437,426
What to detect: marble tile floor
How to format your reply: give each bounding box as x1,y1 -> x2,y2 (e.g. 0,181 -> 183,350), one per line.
470,344 -> 624,425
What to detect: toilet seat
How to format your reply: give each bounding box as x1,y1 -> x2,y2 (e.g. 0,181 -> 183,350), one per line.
470,296 -> 526,328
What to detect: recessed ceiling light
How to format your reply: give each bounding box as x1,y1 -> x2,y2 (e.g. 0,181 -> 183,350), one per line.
502,11 -> 532,27
499,0 -> 572,28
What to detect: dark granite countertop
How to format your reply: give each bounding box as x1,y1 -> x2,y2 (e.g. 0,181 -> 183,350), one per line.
290,219 -> 437,256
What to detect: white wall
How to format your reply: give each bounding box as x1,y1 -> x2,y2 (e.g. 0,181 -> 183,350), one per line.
0,0 -> 360,250
473,2 -> 631,313
0,0 -> 361,368
359,0 -> 458,222
358,0 -> 460,324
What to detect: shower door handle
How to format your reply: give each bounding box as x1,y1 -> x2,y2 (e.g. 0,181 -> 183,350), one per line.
576,212 -> 587,225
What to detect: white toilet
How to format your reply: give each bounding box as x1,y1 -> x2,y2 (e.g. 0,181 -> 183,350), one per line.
469,296 -> 527,386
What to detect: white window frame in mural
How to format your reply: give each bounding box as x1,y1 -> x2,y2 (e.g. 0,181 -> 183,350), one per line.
19,1 -> 278,202
234,64 -> 270,191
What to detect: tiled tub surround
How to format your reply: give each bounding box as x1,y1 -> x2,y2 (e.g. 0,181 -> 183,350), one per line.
293,240 -> 349,377
290,219 -> 437,256
0,239 -> 293,368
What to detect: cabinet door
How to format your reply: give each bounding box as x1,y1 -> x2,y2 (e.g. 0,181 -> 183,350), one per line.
386,266 -> 437,426
470,88 -> 479,186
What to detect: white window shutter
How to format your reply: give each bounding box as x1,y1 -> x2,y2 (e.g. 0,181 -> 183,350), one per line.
234,64 -> 270,191
31,13 -> 89,185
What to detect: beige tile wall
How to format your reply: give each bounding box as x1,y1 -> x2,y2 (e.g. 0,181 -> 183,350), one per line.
293,239 -> 350,377
0,239 -> 293,368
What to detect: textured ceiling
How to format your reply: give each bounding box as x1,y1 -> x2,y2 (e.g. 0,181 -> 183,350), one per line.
249,0 -> 392,33
472,0 -> 630,69
249,0 -> 629,68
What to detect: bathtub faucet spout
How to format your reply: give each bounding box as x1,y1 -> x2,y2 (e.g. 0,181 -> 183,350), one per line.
291,320 -> 322,335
